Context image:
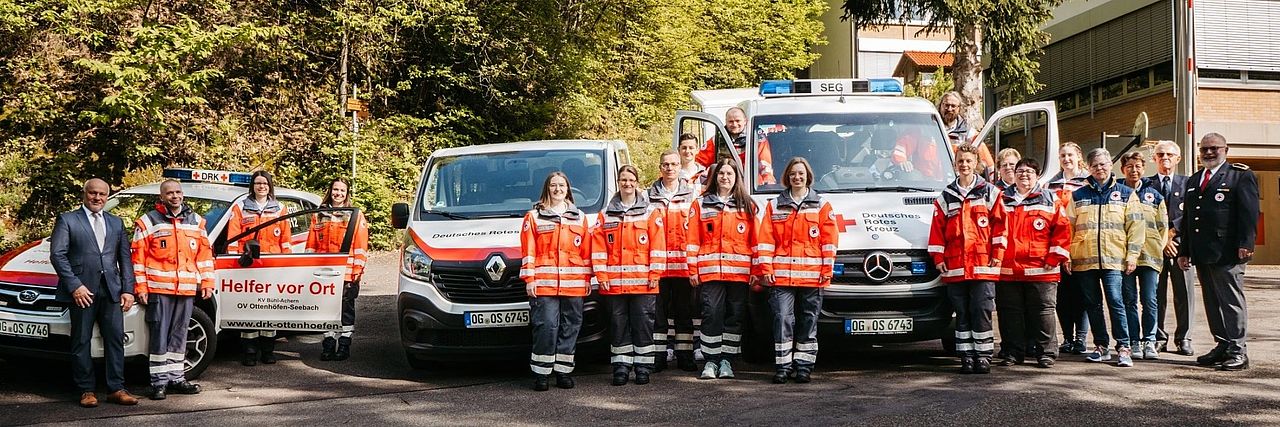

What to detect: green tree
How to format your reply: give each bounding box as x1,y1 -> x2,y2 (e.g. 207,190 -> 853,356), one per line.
841,0 -> 1061,128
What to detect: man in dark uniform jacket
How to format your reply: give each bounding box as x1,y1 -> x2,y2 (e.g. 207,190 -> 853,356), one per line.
1177,133 -> 1259,371
1142,140 -> 1196,356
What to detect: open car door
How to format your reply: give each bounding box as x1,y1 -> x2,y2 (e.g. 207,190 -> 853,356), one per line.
973,101 -> 1061,185
215,207 -> 362,332
673,110 -> 741,170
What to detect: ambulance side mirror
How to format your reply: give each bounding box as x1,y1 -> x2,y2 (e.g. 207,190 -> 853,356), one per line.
392,203 -> 410,229
238,240 -> 261,267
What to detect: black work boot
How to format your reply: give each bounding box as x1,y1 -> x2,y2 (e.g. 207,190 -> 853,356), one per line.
335,337 -> 352,361
258,336 -> 277,364
959,356 -> 974,374
612,366 -> 629,386
975,357 -> 992,374
633,369 -> 650,385
320,337 -> 337,361
676,352 -> 697,372
532,375 -> 549,391
241,338 -> 258,366
554,373 -> 575,389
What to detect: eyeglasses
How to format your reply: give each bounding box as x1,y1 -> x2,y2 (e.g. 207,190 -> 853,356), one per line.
1199,146 -> 1226,153
659,162 -> 681,169
1089,163 -> 1110,169
1014,169 -> 1037,175
1154,152 -> 1178,157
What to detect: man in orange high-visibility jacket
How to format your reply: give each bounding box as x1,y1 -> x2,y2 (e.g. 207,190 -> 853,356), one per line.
695,107 -> 777,186
132,180 -> 213,400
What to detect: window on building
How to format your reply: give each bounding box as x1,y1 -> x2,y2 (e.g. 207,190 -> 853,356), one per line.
1199,69 -> 1242,80
1125,69 -> 1151,93
1056,93 -> 1077,113
1246,70 -> 1280,82
1098,77 -> 1125,101
1153,62 -> 1173,87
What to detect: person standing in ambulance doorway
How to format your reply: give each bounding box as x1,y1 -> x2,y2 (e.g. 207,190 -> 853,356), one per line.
226,170 -> 292,366
758,157 -> 837,384
928,145 -> 1005,374
650,150 -> 701,372
306,178 -> 370,361
132,179 -> 214,400
688,159 -> 760,380
521,172 -> 593,391
1049,142 -> 1091,355
592,165 -> 666,386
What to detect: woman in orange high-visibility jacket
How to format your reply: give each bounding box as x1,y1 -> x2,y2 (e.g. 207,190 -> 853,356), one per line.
591,165 -> 666,386
995,158 -> 1072,368
758,157 -> 837,384
520,171 -> 592,392
687,158 -> 759,380
305,178 -> 370,362
928,145 -> 1006,374
650,149 -> 701,372
226,171 -> 291,367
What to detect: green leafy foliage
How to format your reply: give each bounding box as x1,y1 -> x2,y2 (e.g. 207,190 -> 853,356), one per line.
0,0 -> 826,252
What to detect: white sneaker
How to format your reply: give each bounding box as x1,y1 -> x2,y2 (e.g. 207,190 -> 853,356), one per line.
1086,346 -> 1112,362
1117,348 -> 1134,367
717,360 -> 735,379
694,348 -> 705,362
699,362 -> 718,380
1141,341 -> 1159,360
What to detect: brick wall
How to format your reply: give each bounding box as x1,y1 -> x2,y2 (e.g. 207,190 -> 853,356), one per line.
1197,87 -> 1280,123
994,90 -> 1175,156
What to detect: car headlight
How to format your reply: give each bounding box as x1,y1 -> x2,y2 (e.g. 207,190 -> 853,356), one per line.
400,242 -> 433,283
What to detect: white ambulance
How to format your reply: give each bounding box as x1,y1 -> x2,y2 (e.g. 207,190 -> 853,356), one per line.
676,78 -> 1060,354
391,140 -> 630,368
0,169 -> 368,378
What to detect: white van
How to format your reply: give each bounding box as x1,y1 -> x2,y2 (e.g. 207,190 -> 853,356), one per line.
676,78 -> 1059,355
391,140 -> 631,368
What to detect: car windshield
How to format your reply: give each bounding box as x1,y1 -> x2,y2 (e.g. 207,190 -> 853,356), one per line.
105,194 -> 231,235
418,149 -> 607,220
752,112 -> 955,192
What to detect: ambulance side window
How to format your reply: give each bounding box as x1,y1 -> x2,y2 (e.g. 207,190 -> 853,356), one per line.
230,209 -> 355,255
279,198 -> 310,237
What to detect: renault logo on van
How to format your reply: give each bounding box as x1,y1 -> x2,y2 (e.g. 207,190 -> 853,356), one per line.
863,251 -> 893,282
484,255 -> 507,283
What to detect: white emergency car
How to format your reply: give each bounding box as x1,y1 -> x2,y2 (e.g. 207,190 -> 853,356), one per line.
0,169 -> 367,378
391,140 -> 630,368
677,78 -> 1059,355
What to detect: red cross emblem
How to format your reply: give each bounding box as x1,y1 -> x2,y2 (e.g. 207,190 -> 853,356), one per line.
835,214 -> 858,232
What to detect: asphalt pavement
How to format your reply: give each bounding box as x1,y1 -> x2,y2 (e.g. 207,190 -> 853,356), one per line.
2,253 -> 1279,426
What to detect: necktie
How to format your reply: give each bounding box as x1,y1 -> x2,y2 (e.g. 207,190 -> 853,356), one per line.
1161,176 -> 1170,196
1199,170 -> 1211,191
92,211 -> 106,252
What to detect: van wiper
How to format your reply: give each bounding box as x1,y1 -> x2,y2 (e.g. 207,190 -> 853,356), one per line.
424,209 -> 470,220
467,212 -> 526,219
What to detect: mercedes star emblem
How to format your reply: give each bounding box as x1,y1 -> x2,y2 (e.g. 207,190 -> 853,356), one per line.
484,255 -> 507,283
863,251 -> 893,282
17,290 -> 39,304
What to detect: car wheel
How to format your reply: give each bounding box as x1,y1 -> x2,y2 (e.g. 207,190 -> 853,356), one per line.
183,307 -> 217,380
405,350 -> 432,370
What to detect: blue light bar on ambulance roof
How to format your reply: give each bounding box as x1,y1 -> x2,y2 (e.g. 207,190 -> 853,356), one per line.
759,78 -> 904,97
162,168 -> 254,185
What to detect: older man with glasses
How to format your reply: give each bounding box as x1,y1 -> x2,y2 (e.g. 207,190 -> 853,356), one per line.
1141,141 -> 1197,356
1177,133 -> 1259,371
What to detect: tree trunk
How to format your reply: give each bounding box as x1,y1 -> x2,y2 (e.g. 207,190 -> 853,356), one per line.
339,30 -> 349,117
952,22 -> 984,130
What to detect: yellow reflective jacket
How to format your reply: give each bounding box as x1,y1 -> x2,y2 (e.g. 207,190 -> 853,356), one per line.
1126,181 -> 1169,270
1066,175 -> 1145,271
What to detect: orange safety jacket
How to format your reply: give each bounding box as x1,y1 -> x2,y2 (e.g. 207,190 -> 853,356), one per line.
928,176 -> 1006,283
648,180 -> 697,278
520,205 -> 593,297
696,136 -> 776,186
997,185 -> 1072,282
687,194 -> 760,284
591,194 -> 666,295
226,197 -> 291,254
304,208 -> 370,282
758,190 -> 838,287
131,204 -> 215,296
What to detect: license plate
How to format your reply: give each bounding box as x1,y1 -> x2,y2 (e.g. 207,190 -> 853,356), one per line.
464,310 -> 529,328
0,319 -> 50,338
844,318 -> 913,335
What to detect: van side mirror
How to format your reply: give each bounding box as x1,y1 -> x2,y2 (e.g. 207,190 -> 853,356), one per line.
392,203 -> 410,229
238,240 -> 261,267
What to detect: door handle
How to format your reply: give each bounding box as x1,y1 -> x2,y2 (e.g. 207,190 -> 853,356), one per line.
313,268 -> 342,278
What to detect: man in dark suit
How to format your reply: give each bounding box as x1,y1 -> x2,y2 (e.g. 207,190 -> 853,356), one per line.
1143,140 -> 1196,356
49,178 -> 140,407
1178,133 -> 1259,371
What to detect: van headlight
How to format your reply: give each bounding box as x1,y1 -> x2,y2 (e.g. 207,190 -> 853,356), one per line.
401,243 -> 433,283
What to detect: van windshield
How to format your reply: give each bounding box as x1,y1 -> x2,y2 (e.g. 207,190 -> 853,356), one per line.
752,112 -> 955,193
418,149 -> 607,220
